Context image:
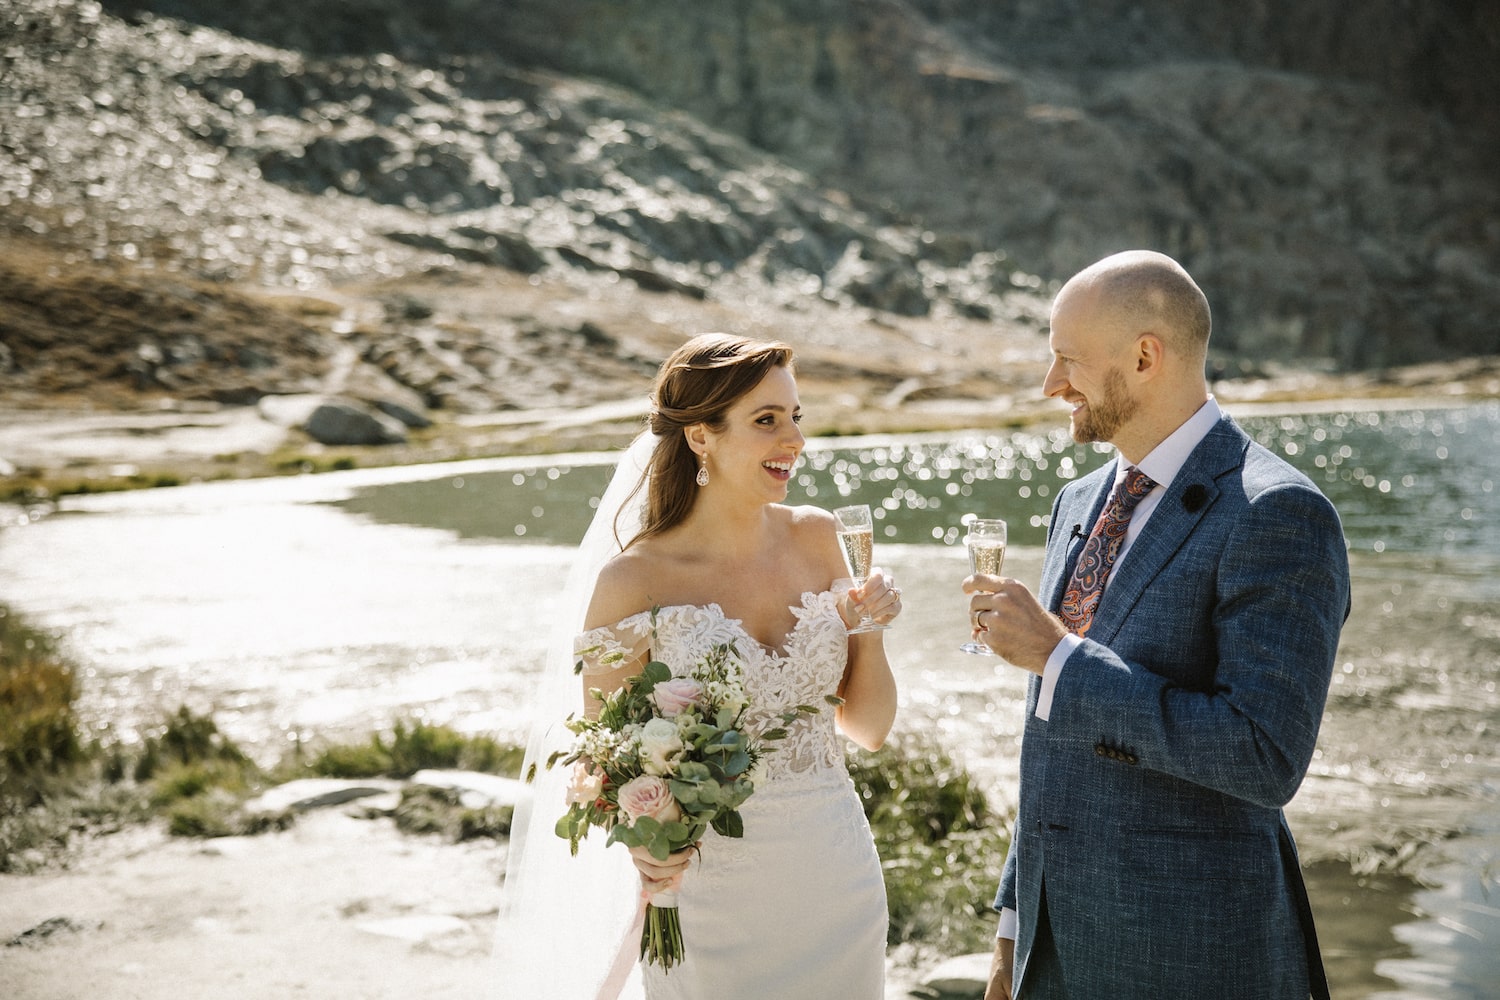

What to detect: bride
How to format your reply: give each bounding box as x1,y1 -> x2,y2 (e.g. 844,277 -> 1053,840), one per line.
493,333 -> 902,999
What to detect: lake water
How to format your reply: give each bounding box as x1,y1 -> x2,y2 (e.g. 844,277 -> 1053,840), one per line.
2,400 -> 1496,997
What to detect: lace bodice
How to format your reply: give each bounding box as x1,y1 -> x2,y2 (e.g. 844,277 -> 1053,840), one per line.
574,591 -> 851,783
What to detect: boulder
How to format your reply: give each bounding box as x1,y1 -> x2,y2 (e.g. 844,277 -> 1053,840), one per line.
304,399 -> 407,446
258,393 -> 408,445
242,777 -> 402,815
919,952 -> 994,999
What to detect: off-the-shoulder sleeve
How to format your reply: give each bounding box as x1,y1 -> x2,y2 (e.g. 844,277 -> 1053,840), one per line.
573,615 -> 652,676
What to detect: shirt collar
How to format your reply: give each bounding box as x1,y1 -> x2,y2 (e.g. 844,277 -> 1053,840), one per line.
1115,396 -> 1223,491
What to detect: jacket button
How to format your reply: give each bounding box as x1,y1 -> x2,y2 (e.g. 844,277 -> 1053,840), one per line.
1094,743 -> 1108,757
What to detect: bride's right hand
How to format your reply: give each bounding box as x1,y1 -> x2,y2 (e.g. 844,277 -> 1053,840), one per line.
628,842 -> 697,894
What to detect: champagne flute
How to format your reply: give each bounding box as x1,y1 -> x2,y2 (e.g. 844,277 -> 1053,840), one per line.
832,504 -> 890,634
959,517 -> 1007,655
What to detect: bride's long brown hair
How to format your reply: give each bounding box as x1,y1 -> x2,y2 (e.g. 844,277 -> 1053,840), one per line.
619,333 -> 794,548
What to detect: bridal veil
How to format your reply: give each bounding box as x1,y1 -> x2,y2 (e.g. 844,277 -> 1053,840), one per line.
490,431 -> 658,999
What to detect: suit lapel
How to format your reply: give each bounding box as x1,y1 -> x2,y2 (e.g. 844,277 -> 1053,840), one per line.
1084,418 -> 1250,643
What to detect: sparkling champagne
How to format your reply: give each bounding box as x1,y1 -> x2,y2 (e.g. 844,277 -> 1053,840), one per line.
838,527 -> 874,582
831,503 -> 889,634
968,541 -> 1006,576
959,517 -> 1008,655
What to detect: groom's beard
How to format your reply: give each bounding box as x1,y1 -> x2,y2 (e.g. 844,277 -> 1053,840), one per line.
1073,367 -> 1139,444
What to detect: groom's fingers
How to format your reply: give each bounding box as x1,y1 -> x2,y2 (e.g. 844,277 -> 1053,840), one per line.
966,579 -> 1065,674
984,937 -> 1015,1000
962,573 -> 1009,595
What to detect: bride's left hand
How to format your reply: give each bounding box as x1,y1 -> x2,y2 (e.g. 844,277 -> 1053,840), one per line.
842,568 -> 904,628
628,842 -> 695,895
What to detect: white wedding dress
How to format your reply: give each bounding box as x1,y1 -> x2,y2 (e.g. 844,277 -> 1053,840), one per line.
575,589 -> 888,1000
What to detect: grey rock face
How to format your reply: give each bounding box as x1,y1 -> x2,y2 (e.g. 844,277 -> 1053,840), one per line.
8,0 -> 1498,380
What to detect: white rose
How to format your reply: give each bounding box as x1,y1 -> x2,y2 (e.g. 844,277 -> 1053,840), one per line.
638,717 -> 684,776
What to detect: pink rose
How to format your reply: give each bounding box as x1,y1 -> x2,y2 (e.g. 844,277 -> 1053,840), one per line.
564,761 -> 604,806
650,677 -> 705,718
615,775 -> 683,827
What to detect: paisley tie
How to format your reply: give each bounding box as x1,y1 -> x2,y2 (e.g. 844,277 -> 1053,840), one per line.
1058,466 -> 1157,636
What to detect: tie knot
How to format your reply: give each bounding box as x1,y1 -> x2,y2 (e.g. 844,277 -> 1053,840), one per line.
1117,466 -> 1156,511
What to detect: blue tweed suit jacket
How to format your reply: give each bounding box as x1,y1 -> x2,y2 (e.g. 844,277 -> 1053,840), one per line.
995,415 -> 1350,999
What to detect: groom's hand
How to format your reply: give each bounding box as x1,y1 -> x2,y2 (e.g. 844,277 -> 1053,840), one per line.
963,575 -> 1066,674
984,936 -> 1015,1000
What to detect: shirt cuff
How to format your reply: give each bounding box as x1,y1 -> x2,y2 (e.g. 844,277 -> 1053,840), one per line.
1035,633 -> 1082,722
997,907 -> 1018,940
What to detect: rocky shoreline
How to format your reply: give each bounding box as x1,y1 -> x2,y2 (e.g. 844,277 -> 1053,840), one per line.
1,773 -> 507,1000
4,352 -> 1497,503
0,768 -> 989,1000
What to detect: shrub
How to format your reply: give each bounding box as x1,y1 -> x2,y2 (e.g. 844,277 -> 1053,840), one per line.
391,784 -> 514,841
166,788 -> 290,838
848,731 -> 1011,956
304,720 -> 523,779
0,606 -> 85,807
134,705 -> 252,783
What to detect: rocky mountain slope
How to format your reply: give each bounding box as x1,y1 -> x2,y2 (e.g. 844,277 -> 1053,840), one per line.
1,0 -> 1496,471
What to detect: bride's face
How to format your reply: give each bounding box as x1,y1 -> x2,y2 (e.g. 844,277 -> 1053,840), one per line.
703,365 -> 804,502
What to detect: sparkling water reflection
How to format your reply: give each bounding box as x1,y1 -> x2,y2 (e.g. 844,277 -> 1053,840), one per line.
343,402 -> 1498,560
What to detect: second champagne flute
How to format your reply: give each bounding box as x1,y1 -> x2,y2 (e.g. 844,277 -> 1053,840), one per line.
959,517 -> 1007,655
833,504 -> 890,634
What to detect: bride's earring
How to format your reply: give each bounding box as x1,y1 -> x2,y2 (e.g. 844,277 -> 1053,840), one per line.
696,462 -> 710,487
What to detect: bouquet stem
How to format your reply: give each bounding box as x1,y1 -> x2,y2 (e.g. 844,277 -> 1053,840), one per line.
641,889 -> 684,971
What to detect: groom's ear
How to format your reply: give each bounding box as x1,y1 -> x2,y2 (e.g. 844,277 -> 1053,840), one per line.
1134,332 -> 1165,375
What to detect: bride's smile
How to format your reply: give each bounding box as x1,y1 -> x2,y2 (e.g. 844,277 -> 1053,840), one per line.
761,457 -> 796,483
700,364 -> 804,499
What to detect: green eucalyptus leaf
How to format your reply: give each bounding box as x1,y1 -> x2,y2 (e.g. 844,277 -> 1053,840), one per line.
712,809 -> 745,839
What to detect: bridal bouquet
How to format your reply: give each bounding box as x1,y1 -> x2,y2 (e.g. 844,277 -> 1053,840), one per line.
551,628 -> 818,971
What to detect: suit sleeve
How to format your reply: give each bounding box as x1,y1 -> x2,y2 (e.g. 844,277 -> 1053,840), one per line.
994,824 -> 1018,915
1050,480 -> 1350,809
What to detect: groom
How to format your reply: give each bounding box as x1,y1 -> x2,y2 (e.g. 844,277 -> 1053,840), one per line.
964,250 -> 1349,999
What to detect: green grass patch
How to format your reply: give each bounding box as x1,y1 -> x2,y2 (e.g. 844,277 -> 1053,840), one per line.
301,719 -> 523,779
269,452 -> 360,475
0,471 -> 184,504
